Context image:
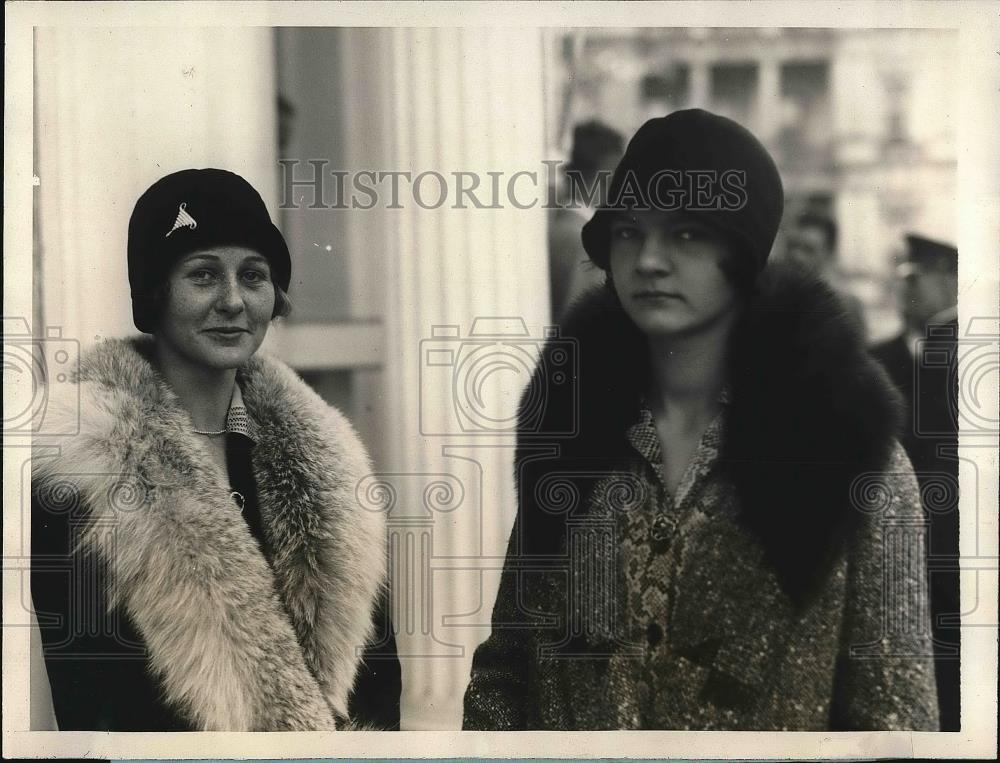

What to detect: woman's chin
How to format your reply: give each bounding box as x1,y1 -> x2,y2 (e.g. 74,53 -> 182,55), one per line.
627,311 -> 691,338
192,343 -> 259,370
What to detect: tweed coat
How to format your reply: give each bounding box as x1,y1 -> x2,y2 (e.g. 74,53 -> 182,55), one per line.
31,337 -> 388,730
872,321 -> 961,730
463,263 -> 940,731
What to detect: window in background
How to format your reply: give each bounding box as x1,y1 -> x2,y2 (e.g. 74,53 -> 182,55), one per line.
778,60 -> 832,169
710,62 -> 759,130
640,63 -> 690,114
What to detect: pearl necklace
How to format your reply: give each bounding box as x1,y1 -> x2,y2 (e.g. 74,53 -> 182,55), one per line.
193,427 -> 227,436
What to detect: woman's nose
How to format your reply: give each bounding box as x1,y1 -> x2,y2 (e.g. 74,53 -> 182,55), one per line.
216,274 -> 245,313
635,231 -> 673,274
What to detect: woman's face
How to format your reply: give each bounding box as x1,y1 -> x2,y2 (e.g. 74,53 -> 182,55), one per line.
609,210 -> 740,339
156,246 -> 275,371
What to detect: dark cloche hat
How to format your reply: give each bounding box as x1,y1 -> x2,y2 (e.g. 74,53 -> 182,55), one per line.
127,168 -> 292,332
582,109 -> 784,272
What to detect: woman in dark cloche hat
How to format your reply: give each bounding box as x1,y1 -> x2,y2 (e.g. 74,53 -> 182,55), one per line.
463,110 -> 939,730
31,169 -> 399,730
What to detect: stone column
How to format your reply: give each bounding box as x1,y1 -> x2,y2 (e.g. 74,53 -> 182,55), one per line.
757,55 -> 782,146
337,27 -> 549,729
689,57 -> 710,108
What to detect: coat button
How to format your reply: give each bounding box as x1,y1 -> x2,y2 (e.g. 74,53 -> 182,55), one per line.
650,513 -> 676,543
646,622 -> 663,648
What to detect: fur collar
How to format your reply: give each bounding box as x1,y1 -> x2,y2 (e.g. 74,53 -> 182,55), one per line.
521,262 -> 902,604
32,337 -> 384,730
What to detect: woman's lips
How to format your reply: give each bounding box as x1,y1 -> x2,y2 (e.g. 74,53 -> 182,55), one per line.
633,291 -> 682,301
203,327 -> 250,341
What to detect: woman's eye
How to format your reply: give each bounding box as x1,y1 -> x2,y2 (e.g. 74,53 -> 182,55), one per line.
241,269 -> 269,285
188,269 -> 216,283
611,225 -> 639,241
675,226 -> 709,243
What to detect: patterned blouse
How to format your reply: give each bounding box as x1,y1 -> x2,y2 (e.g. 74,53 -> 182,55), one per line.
226,383 -> 259,443
614,395 -> 738,727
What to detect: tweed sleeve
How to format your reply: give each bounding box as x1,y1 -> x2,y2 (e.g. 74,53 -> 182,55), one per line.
462,517 -> 538,730
830,441 -> 940,730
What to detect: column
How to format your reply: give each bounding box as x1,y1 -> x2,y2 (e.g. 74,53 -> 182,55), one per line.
337,28 -> 549,729
757,56 -> 781,146
689,58 -> 710,108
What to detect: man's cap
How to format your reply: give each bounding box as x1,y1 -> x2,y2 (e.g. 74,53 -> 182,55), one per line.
902,234 -> 958,273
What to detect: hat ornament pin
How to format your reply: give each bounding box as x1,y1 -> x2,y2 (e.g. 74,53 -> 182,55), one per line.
165,202 -> 198,238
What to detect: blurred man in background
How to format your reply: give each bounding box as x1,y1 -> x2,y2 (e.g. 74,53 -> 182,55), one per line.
872,233 -> 960,731
784,210 -> 866,334
548,120 -> 623,322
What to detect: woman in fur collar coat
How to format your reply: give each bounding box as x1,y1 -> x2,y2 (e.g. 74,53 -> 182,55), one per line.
31,169 -> 397,731
463,111 -> 939,730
